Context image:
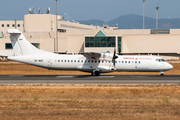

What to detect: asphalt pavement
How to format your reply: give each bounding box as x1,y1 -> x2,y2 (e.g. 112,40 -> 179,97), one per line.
0,74 -> 180,85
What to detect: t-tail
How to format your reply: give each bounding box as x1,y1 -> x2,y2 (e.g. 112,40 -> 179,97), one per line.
7,29 -> 46,56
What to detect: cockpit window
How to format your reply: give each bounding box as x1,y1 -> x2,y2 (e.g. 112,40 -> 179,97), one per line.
161,59 -> 165,62
156,59 -> 165,62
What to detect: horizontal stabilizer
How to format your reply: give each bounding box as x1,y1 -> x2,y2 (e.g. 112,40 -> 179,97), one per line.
0,50 -> 14,57
7,29 -> 22,34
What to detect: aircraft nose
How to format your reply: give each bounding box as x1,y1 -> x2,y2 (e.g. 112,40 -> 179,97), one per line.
168,63 -> 173,70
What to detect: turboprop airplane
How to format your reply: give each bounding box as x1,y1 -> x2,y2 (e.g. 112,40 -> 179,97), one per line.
7,29 -> 173,76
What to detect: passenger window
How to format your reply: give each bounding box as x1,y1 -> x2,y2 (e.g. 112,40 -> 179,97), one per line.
95,61 -> 97,63
135,61 -> 137,63
74,60 -> 76,62
125,61 -> 127,63
115,61 -> 117,63
102,61 -> 104,63
78,60 -> 80,62
139,61 -> 141,64
71,60 -> 73,62
61,60 -> 63,62
64,60 -> 66,62
68,60 -> 70,62
99,60 -> 100,63
119,61 -> 120,63
129,61 -> 130,63
122,61 -> 124,63
92,60 -> 93,63
81,60 -> 83,62
132,61 -> 134,63
88,60 -> 90,63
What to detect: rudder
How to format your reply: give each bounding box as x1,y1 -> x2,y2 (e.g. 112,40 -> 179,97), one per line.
7,29 -> 41,56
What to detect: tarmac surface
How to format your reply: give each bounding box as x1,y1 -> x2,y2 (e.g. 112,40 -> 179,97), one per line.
0,74 -> 180,85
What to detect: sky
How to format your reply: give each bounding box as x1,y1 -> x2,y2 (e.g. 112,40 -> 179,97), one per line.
0,0 -> 180,22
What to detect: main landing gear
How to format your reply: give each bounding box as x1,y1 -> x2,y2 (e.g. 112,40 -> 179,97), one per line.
160,71 -> 164,76
91,71 -> 100,76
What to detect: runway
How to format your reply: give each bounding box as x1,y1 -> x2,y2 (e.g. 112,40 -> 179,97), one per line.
0,74 -> 180,85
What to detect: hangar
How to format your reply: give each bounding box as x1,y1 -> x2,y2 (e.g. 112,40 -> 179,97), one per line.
0,13 -> 180,60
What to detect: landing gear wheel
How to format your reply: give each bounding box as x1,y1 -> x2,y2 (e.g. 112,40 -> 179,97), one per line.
160,71 -> 164,76
91,71 -> 100,76
91,72 -> 94,76
95,71 -> 100,76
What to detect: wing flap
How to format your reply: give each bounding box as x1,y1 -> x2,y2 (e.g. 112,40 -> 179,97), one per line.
82,52 -> 101,60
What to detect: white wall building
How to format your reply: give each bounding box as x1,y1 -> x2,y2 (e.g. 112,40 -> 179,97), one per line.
0,13 -> 180,60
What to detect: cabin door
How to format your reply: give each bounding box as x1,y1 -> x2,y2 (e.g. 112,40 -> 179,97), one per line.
134,59 -> 139,69
47,59 -> 52,67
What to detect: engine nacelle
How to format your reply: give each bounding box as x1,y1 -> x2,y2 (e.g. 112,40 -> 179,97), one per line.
99,51 -> 114,61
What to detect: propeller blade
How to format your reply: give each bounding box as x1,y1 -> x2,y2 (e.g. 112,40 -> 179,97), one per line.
112,48 -> 118,68
113,59 -> 115,67
114,49 -> 116,57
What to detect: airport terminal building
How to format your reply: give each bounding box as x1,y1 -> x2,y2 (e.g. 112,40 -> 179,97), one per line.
1,13 -> 180,60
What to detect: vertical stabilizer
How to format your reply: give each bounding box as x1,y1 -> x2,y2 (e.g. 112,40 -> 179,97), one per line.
7,29 -> 42,56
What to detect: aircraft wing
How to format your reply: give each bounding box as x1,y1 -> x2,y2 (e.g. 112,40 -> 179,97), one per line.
81,52 -> 101,60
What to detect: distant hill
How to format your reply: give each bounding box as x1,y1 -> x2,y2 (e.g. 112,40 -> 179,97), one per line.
107,14 -> 155,29
79,14 -> 180,29
78,19 -> 105,27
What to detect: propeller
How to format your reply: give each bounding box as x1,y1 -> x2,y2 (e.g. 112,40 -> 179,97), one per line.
112,48 -> 118,68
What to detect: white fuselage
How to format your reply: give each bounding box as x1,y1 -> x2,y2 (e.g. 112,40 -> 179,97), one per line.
7,29 -> 173,75
8,53 -> 173,73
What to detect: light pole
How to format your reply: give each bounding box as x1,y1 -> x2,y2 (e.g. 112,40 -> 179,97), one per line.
142,0 -> 146,29
54,0 -> 58,54
156,7 -> 159,29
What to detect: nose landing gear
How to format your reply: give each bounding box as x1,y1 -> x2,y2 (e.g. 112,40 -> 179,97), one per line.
160,71 -> 164,76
